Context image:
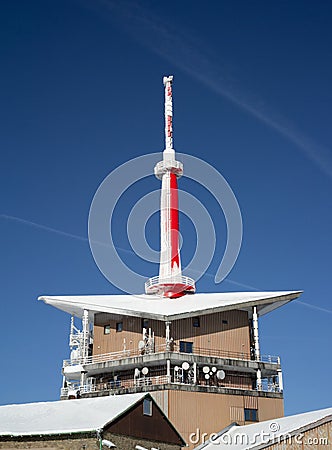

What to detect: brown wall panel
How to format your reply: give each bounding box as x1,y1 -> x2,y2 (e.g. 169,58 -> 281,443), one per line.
107,398 -> 183,445
167,390 -> 283,449
93,310 -> 250,358
257,397 -> 284,422
151,390 -> 169,416
244,395 -> 258,409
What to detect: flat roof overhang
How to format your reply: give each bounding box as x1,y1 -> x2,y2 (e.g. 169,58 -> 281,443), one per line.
38,290 -> 302,321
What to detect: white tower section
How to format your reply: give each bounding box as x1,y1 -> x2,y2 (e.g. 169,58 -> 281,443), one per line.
145,76 -> 195,298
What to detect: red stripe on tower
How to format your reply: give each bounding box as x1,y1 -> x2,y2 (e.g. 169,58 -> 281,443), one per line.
170,172 -> 180,269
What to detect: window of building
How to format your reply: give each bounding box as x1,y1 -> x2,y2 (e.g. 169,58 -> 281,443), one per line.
143,398 -> 152,416
142,318 -> 149,329
179,341 -> 193,353
193,317 -> 200,327
244,408 -> 258,422
222,319 -> 228,325
104,325 -> 111,335
116,322 -> 123,332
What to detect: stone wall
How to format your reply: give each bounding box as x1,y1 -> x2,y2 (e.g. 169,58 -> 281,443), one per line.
0,433 -> 181,450
0,435 -> 97,449
103,433 -> 181,450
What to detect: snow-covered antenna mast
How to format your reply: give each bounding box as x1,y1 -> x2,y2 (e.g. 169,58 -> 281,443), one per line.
145,76 -> 196,298
164,75 -> 174,150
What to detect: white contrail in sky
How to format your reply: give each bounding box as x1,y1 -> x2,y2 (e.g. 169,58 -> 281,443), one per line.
89,0 -> 332,178
0,214 -> 132,255
2,213 -> 331,314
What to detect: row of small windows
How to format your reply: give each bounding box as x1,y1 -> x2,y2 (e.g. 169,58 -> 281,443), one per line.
104,322 -> 123,334
104,317 -> 228,334
193,317 -> 228,327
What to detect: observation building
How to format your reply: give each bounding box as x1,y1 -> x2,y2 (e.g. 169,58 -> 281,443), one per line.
39,76 -> 302,448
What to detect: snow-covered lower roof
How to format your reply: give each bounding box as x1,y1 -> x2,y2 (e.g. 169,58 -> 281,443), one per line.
196,407 -> 332,450
38,291 -> 302,321
0,393 -> 148,436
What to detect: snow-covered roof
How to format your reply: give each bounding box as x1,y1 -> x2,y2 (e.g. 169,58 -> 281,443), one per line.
38,291 -> 302,321
0,393 -> 147,436
196,407 -> 332,450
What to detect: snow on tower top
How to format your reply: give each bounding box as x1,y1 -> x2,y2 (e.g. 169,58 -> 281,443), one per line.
163,75 -> 174,150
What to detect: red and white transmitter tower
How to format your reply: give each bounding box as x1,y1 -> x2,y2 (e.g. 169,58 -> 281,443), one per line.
145,76 -> 196,298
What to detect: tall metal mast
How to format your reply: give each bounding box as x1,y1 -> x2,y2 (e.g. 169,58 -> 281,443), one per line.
145,76 -> 195,298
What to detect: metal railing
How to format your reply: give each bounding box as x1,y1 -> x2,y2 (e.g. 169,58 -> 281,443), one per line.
145,275 -> 195,292
260,354 -> 280,364
63,344 -> 280,368
60,374 -> 281,398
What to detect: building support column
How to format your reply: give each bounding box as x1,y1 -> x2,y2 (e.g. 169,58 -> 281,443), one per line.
193,362 -> 197,384
80,370 -> 87,390
256,368 -> 262,391
252,306 -> 260,361
165,321 -> 172,350
277,368 -> 283,392
82,309 -> 90,363
166,359 -> 171,383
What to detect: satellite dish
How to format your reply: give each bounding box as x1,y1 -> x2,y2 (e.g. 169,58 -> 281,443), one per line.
182,362 -> 190,371
212,366 -> 217,373
138,340 -> 145,350
203,366 -> 210,374
142,367 -> 149,375
204,373 -> 210,380
217,370 -> 226,380
174,366 -> 179,371
134,368 -> 140,377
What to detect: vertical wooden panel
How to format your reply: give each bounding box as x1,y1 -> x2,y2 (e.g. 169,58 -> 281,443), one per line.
257,397 -> 284,422
150,391 -> 169,416
93,309 -> 251,358
166,390 -> 283,449
244,395 -> 258,409
230,406 -> 244,424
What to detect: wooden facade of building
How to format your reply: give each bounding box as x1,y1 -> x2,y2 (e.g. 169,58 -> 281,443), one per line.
40,291 -> 302,449
78,308 -> 284,449
93,310 -> 251,359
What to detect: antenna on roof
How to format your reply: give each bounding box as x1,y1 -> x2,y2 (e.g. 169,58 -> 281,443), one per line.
145,76 -> 196,298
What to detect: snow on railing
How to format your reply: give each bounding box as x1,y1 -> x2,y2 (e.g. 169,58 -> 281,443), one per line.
61,373 -> 281,398
63,344 -> 167,367
145,275 -> 195,291
260,354 -> 280,364
63,344 -> 280,368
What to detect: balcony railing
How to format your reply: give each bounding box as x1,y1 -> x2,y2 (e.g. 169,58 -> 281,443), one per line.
63,344 -> 280,368
60,373 -> 282,398
145,275 -> 196,295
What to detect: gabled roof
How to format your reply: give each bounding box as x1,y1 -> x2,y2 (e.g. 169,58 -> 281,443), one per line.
0,393 -> 147,436
38,291 -> 302,321
196,406 -> 332,450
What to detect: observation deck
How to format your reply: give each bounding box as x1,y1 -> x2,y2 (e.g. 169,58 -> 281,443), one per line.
145,275 -> 196,297
61,344 -> 282,400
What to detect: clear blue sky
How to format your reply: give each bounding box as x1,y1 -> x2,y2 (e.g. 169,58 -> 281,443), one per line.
1,0 -> 331,413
